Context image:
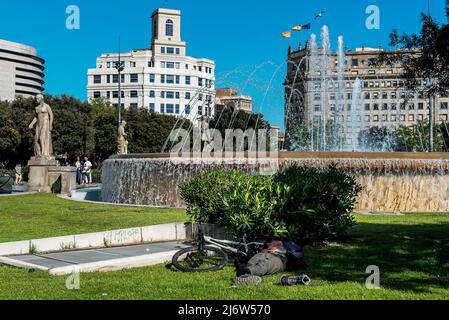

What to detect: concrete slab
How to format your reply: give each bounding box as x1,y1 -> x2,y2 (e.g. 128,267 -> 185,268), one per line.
1,242 -> 189,275
141,223 -> 177,243
0,240 -> 30,255
31,235 -> 76,252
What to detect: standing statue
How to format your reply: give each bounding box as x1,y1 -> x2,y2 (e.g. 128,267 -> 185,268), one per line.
117,120 -> 128,154
28,94 -> 53,157
201,116 -> 211,144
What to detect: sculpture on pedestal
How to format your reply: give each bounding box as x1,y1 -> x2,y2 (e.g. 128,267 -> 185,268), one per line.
28,94 -> 53,157
117,120 -> 129,154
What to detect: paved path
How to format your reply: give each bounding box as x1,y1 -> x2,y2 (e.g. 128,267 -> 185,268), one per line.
2,242 -> 189,275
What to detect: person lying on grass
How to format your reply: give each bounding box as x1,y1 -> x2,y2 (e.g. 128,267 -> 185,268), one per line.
234,239 -> 307,286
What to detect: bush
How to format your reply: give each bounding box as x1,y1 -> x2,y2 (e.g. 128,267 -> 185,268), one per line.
274,165 -> 362,243
180,165 -> 362,243
180,169 -> 239,223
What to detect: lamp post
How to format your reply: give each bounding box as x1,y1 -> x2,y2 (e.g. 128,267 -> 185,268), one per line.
115,38 -> 124,129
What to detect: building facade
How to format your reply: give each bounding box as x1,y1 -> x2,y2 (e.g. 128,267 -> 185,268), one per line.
284,45 -> 449,150
87,8 -> 216,125
0,39 -> 45,101
215,88 -> 252,114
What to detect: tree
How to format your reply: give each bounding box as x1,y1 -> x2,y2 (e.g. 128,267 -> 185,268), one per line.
124,107 -> 192,154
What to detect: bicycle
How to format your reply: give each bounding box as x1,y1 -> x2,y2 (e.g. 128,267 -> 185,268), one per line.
172,220 -> 265,273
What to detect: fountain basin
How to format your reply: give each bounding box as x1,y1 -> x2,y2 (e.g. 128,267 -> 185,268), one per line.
101,152 -> 449,212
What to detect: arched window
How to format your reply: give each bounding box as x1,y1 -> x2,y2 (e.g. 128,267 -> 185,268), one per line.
166,19 -> 173,37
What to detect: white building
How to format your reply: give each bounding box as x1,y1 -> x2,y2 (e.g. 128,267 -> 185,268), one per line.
0,39 -> 45,101
87,8 -> 216,125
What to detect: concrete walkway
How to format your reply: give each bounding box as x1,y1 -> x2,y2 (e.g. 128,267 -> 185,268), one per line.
0,241 -> 189,275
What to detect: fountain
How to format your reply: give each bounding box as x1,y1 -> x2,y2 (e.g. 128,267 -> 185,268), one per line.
98,25 -> 449,213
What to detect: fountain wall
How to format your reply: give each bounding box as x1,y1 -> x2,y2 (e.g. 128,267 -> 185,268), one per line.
101,152 -> 449,212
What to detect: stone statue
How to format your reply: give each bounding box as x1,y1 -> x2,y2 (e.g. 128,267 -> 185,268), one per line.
201,116 -> 211,143
117,120 -> 128,154
28,94 -> 53,157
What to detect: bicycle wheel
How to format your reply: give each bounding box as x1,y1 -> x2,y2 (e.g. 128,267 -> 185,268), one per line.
172,245 -> 229,272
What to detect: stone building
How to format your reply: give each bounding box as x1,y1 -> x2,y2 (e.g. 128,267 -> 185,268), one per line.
0,39 -> 45,101
87,8 -> 216,125
215,88 -> 252,114
284,44 -> 449,150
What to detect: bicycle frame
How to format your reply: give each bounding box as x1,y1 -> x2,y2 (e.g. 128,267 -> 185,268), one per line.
203,236 -> 264,257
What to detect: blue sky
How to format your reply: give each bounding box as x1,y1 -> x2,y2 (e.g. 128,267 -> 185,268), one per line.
0,0 -> 447,128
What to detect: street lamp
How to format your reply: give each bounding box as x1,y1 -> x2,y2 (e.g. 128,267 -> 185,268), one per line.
114,39 -> 124,129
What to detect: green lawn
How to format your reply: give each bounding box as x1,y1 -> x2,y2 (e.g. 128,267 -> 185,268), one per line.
0,194 -> 448,299
0,194 -> 187,242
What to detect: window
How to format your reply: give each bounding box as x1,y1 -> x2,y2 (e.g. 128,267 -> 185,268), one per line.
382,92 -> 388,99
161,75 -> 165,83
382,103 -> 388,110
364,103 -> 370,111
175,75 -> 180,84
161,103 -> 165,113
418,103 -> 424,110
166,91 -> 174,99
165,104 -> 174,114
408,103 -> 415,110
130,74 -> 138,83
149,90 -> 155,98
364,115 -> 370,122
391,115 -> 396,122
364,93 -> 370,100
198,78 -> 203,86
150,74 -> 155,83
107,62 -> 111,68
175,104 -> 180,114
185,105 -> 191,114
130,61 -> 136,68
408,114 -> 415,121
130,91 -> 138,98
161,61 -> 166,68
149,103 -> 155,112
373,103 -> 379,110
113,91 -> 118,98
166,75 -> 174,84
373,115 -> 379,122
175,92 -> 180,99
441,102 -> 448,110
166,19 -> 174,37
351,59 -> 358,66
107,75 -> 111,83
176,48 -> 180,55
391,103 -> 397,110
185,76 -> 191,85
400,115 -> 406,121
93,91 -> 101,98
130,103 -> 138,109
161,91 -> 165,98
185,92 -> 191,99
107,91 -> 111,98
93,75 -> 101,84
161,47 -> 165,54
167,47 -> 175,54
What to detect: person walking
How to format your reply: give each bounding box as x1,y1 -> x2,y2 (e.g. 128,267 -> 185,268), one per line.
74,156 -> 82,185
14,163 -> 22,185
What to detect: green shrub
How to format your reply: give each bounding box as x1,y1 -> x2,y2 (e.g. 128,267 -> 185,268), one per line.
274,165 -> 362,243
180,165 -> 362,243
180,169 -> 240,223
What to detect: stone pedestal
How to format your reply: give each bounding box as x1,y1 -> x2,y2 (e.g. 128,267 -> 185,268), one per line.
27,157 -> 76,194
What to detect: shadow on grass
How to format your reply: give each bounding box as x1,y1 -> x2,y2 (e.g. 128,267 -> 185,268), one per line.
306,221 -> 449,293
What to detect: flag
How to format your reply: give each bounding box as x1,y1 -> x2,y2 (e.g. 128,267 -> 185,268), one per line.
282,31 -> 291,38
292,25 -> 302,31
315,11 -> 325,19
302,23 -> 311,30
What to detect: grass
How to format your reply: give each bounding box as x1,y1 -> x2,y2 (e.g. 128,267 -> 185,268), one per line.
0,194 -> 448,299
0,193 -> 187,242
